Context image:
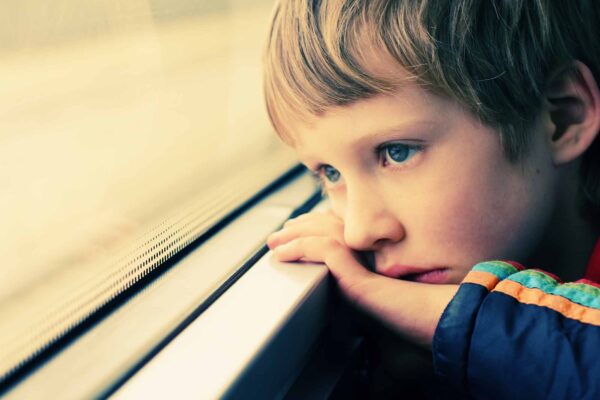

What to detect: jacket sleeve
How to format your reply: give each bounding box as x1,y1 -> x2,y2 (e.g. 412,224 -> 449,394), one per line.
432,260 -> 600,400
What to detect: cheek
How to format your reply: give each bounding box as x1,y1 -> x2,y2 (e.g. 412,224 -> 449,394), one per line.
326,191 -> 345,218
412,166 -> 539,266
436,195 -> 518,257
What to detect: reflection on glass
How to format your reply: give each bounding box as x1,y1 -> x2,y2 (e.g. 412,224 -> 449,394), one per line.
0,0 -> 290,381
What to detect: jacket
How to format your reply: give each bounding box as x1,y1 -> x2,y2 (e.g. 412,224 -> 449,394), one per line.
433,240 -> 600,400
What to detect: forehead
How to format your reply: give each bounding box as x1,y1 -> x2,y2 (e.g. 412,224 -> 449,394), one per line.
290,83 -> 462,158
273,44 -> 420,147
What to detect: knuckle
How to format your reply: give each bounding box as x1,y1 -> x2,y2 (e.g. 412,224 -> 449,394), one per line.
297,237 -> 311,248
323,237 -> 338,248
323,239 -> 344,262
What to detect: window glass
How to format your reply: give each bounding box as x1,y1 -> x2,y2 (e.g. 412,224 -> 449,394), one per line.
0,0 -> 292,382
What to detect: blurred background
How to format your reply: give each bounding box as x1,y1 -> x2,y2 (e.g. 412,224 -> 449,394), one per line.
0,0 -> 294,380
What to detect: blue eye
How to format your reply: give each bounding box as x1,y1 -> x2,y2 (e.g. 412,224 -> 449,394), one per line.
322,165 -> 341,183
381,143 -> 421,166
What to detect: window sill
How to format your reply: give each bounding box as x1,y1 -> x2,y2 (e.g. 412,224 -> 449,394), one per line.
114,248 -> 330,399
5,171 -> 324,399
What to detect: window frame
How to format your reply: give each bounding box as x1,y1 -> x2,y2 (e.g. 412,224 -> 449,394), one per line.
4,170 -> 333,399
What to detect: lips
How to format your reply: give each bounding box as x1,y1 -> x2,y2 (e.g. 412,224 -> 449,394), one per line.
379,265 -> 449,284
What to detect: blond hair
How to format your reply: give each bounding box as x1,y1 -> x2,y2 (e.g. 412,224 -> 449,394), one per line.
264,0 -> 600,222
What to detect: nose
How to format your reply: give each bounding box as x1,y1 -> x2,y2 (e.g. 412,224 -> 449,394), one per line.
342,186 -> 404,251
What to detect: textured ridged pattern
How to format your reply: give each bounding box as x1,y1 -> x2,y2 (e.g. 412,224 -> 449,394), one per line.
0,150 -> 295,382
464,260 -> 600,326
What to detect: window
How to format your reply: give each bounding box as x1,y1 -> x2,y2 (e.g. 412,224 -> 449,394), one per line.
0,0 -> 299,388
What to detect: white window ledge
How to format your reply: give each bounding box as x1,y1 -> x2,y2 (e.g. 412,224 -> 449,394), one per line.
5,171 -> 338,399
114,252 -> 330,399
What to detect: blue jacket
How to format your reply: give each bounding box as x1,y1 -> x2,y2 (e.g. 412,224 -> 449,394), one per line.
433,248 -> 600,399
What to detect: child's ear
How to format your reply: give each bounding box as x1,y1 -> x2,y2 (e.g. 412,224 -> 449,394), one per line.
545,61 -> 600,165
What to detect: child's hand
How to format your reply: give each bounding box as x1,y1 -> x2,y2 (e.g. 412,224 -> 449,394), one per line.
267,210 -> 375,299
267,210 -> 458,346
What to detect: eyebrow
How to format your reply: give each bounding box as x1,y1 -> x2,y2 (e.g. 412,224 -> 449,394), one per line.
297,119 -> 440,170
350,119 -> 440,149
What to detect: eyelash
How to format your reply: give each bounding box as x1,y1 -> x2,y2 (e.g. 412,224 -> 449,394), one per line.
310,165 -> 340,190
311,143 -> 424,188
377,142 -> 424,168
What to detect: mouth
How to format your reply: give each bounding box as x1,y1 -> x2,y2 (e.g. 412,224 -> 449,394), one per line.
400,268 -> 449,284
380,265 -> 450,284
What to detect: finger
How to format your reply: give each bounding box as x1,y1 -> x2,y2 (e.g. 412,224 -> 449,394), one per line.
282,213 -> 314,227
323,208 -> 340,218
272,236 -> 332,262
270,211 -> 344,248
267,220 -> 344,248
272,237 -> 371,282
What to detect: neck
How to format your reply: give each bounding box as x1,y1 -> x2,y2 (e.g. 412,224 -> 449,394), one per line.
527,164 -> 598,281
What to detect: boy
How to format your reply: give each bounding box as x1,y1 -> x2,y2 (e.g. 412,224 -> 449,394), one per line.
265,1 -> 600,399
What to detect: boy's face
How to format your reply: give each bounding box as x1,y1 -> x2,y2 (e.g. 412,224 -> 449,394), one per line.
291,83 -> 558,284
